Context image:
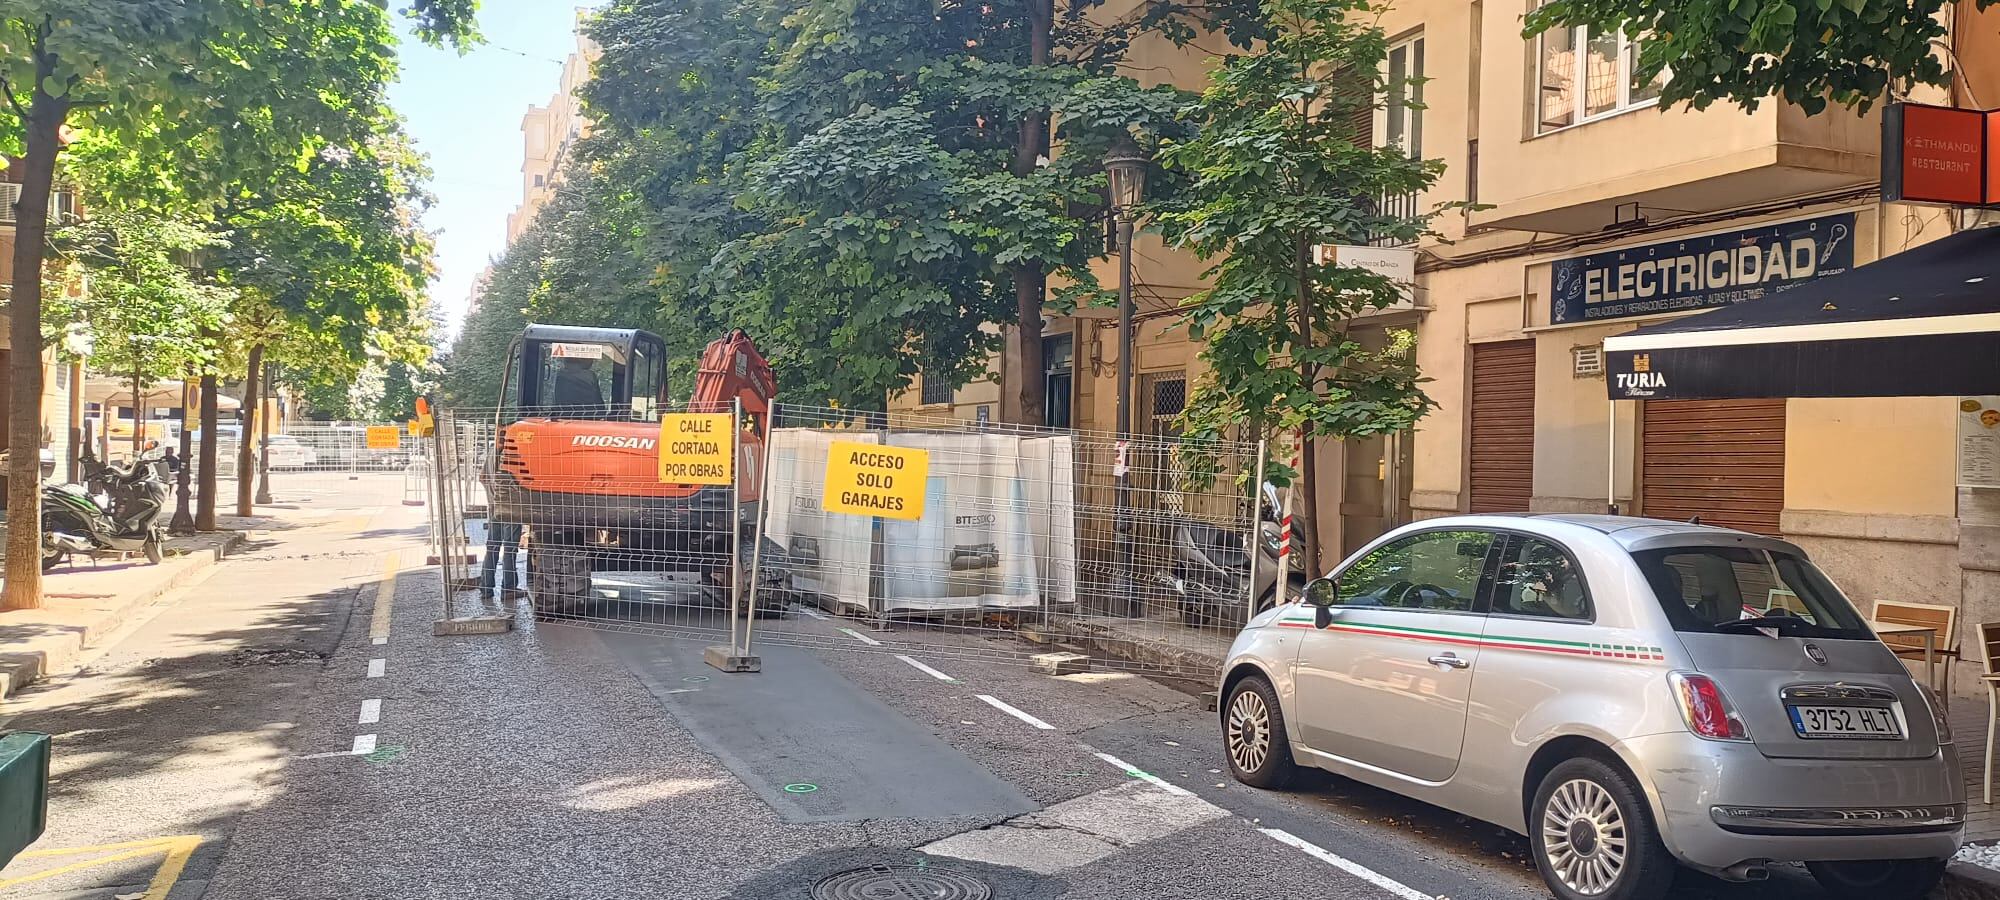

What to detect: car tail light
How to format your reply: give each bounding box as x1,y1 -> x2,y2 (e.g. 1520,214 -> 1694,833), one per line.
1670,672 -> 1751,741
1918,685 -> 1954,744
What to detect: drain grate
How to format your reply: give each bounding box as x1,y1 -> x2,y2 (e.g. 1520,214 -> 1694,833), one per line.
810,865 -> 991,900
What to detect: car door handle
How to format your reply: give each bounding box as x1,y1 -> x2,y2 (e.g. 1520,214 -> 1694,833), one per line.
1427,653 -> 1470,669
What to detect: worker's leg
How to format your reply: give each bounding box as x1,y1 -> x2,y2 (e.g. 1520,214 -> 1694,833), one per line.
479,528 -> 502,598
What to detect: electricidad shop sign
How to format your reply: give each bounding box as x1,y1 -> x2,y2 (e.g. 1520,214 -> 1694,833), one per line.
1550,211 -> 1856,324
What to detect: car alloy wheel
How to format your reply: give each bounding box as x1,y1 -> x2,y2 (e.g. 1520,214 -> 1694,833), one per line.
1226,686 -> 1272,774
1541,778 -> 1628,896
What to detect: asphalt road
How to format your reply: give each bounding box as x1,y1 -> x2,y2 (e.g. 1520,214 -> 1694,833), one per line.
0,474 -> 1836,899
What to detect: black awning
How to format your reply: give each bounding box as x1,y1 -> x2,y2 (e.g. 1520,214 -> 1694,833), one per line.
1603,225 -> 2000,400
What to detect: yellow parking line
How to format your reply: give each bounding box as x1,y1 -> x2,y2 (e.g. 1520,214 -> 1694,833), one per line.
369,551 -> 400,643
0,835 -> 202,897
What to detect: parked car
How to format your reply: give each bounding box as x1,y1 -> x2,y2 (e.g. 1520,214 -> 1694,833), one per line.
1219,514 -> 1960,900
264,434 -> 318,470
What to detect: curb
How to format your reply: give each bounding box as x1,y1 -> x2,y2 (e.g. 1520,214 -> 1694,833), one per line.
1040,613 -> 1227,684
0,531 -> 247,701
1947,862 -> 2000,900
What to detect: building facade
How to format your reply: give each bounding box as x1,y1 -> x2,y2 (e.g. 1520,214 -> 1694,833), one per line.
895,0 -> 2000,691
505,11 -> 600,245
0,170 -> 83,488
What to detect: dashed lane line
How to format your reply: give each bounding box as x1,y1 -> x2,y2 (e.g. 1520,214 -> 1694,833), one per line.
1091,751 -> 1194,797
977,694 -> 1055,730
367,658 -> 386,678
838,627 -> 883,647
1260,828 -> 1435,900
358,699 -> 382,725
352,734 -> 378,755
895,654 -> 958,682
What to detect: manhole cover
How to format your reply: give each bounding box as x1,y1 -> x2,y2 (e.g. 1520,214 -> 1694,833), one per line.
810,865 -> 990,900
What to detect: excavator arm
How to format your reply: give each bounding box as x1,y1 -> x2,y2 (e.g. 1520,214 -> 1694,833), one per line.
689,329 -> 776,420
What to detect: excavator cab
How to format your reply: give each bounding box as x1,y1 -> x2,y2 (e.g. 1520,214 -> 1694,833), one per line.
498,325 -> 671,424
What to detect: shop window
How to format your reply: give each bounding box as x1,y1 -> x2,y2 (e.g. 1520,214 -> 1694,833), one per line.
1534,19 -> 1665,135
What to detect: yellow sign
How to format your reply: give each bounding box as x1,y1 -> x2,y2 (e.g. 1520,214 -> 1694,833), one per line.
657,413 -> 736,485
822,440 -> 928,520
365,425 -> 402,450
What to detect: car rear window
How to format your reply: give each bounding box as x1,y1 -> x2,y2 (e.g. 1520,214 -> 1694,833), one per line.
1634,545 -> 1872,640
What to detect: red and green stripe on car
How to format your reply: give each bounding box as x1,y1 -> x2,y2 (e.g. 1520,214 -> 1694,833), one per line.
1275,615 -> 1666,662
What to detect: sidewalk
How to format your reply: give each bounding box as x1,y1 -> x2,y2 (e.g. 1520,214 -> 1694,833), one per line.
0,525 -> 251,700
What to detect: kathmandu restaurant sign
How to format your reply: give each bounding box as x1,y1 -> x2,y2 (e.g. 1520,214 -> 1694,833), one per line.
1550,212 -> 1856,325
1881,102 -> 2000,208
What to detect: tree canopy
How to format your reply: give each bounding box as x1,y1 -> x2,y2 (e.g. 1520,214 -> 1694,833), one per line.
1525,0 -> 1997,112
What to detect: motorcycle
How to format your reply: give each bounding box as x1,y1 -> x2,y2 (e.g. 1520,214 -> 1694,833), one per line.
1157,483 -> 1309,627
40,446 -> 172,571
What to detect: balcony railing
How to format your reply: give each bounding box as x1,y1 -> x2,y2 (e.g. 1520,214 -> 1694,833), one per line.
1366,190 -> 1420,247
0,183 -> 79,225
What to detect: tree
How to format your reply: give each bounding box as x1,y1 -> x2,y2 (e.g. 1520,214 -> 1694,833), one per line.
0,1 -> 468,608
1154,0 -> 1447,572
46,207 -> 233,455
1525,0 -> 1997,113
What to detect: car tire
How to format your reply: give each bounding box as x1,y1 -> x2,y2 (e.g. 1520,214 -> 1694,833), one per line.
1223,675 -> 1301,789
1805,859 -> 1947,900
1529,757 -> 1675,900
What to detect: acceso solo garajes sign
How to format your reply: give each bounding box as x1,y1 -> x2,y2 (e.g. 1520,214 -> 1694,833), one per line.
1550,212 -> 1855,325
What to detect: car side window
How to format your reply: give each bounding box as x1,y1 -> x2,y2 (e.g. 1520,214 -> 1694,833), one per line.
1336,530 -> 1495,612
1493,536 -> 1592,621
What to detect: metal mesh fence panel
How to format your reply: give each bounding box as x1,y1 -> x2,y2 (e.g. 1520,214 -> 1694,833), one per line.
435,402 -> 1271,682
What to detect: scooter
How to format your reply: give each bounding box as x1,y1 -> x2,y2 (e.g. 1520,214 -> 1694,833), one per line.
40,447 -> 172,571
1157,483 -> 1308,627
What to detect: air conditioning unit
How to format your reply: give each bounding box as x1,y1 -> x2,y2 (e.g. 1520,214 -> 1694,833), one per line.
1572,344 -> 1604,378
0,183 -> 19,224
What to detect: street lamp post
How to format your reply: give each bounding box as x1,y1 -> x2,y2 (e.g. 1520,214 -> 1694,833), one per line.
1104,143 -> 1147,617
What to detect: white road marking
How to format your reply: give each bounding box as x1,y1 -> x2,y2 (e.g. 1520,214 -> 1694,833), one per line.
372,637 -> 387,646
790,604 -> 829,621
351,734 -> 378,755
1092,752 -> 1193,797
838,627 -> 883,647
358,699 -> 382,725
920,779 -> 1228,874
895,655 -> 957,682
366,658 -> 386,678
1260,828 -> 1434,900
978,694 -> 1055,730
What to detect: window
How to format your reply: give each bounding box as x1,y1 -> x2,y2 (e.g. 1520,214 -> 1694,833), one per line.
533,174 -> 547,187
1635,546 -> 1871,640
1336,530 -> 1495,612
1493,537 -> 1591,620
1142,372 -> 1186,437
1534,22 -> 1665,134
1383,34 -> 1425,157
920,371 -> 952,406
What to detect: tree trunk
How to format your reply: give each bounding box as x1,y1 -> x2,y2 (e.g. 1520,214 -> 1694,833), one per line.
235,344 -> 263,517
3,85 -> 69,611
197,372 -> 219,530
1292,236 -> 1321,575
1006,0 -> 1056,428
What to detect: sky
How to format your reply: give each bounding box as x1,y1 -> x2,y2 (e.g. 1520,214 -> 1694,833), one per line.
388,2 -> 599,341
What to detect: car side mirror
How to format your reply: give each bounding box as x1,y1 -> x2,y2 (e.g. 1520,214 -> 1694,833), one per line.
1303,577 -> 1337,629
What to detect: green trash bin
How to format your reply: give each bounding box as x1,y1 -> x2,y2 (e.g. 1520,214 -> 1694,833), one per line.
0,731 -> 50,870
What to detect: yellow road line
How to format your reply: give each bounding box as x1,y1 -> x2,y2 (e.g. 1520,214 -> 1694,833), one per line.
0,835 -> 202,896
369,550 -> 400,642
142,835 -> 201,900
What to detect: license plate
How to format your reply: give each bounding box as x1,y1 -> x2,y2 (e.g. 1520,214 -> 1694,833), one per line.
1788,705 -> 1903,739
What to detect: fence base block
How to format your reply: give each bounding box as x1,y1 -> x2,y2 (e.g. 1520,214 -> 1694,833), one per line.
703,646 -> 762,673
433,617 -> 514,637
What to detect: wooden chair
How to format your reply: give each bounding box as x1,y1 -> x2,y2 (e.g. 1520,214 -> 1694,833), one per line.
1875,599 -> 1960,695
1978,622 -> 2000,804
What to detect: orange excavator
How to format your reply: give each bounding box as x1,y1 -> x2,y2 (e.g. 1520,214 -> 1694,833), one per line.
485,324 -> 776,611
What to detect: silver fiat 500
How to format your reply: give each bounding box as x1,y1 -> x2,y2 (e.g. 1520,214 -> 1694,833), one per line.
1218,514 -> 1962,900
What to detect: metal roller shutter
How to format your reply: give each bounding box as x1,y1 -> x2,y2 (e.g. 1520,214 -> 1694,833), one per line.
1469,340 -> 1536,513
1641,399 -> 1785,534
